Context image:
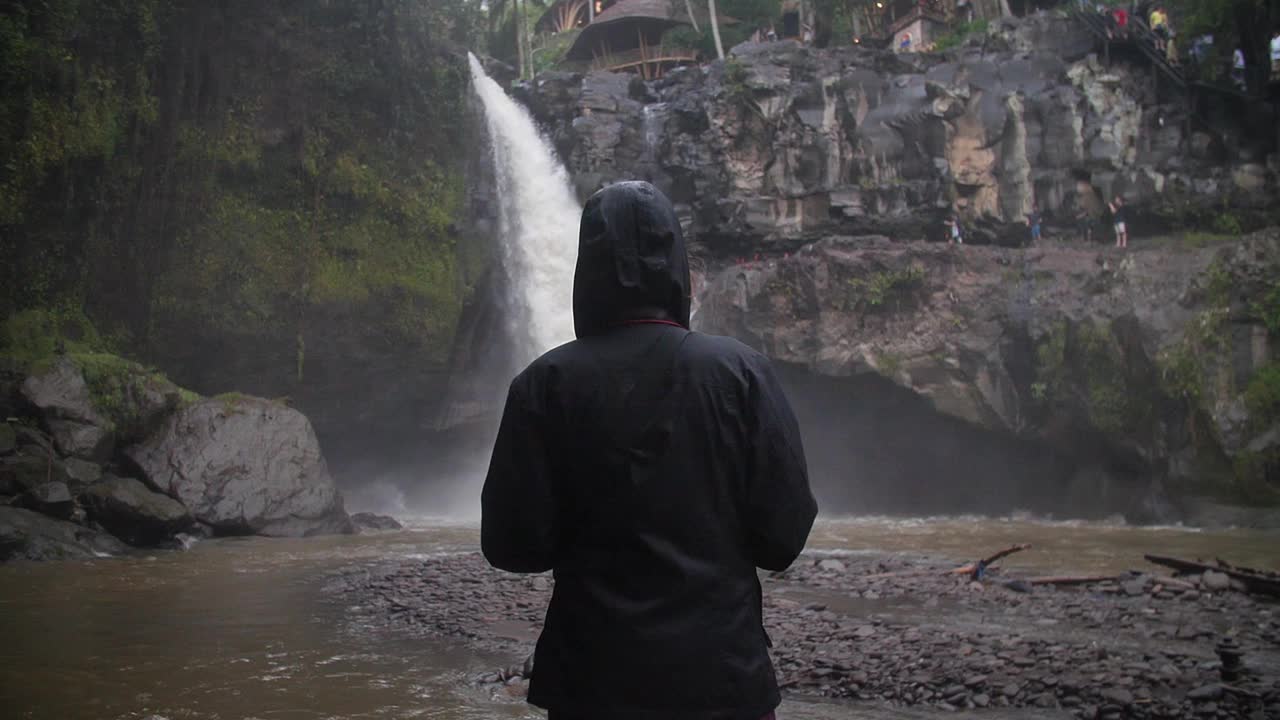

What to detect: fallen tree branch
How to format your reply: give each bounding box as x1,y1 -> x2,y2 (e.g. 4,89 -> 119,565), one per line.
950,543 -> 1032,576
1026,574 -> 1120,586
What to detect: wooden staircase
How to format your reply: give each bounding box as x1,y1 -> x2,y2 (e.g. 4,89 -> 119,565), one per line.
1071,7 -> 1186,90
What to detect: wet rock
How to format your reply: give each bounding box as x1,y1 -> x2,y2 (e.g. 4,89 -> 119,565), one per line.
350,512 -> 403,533
1100,687 -> 1134,706
1122,579 -> 1147,597
82,476 -> 193,546
16,481 -> 75,520
1187,684 -> 1223,702
20,357 -> 113,461
0,455 -> 72,496
127,397 -> 351,537
58,458 -> 100,487
0,423 -> 15,455
1005,579 -> 1033,593
0,506 -> 127,561
1201,571 -> 1231,592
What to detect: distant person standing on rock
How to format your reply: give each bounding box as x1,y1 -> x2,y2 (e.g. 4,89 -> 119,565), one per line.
1075,206 -> 1094,243
482,181 -> 817,720
947,215 -> 964,245
1109,196 -> 1128,249
1150,6 -> 1169,52
1027,203 -> 1043,246
1111,7 -> 1129,39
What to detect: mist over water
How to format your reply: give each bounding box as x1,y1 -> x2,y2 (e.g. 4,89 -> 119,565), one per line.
467,53 -> 580,366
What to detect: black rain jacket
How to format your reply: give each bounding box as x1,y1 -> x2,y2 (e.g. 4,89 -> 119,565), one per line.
481,181 -> 817,720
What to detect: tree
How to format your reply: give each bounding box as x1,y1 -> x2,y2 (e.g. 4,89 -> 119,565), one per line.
685,0 -> 701,32
1166,0 -> 1278,95
709,0 -> 725,59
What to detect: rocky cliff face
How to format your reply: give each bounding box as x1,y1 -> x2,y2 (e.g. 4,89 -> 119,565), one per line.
518,14 -> 1274,250
509,14 -> 1280,519
697,231 -> 1280,519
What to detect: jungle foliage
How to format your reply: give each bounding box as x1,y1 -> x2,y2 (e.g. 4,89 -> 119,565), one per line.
0,1 -> 487,394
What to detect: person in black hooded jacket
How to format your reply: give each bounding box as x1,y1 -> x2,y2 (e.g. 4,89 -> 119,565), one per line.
481,181 -> 817,720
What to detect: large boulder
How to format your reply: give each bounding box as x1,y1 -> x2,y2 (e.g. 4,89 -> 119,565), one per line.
16,481 -> 75,520
82,476 -> 193,546
0,454 -> 73,497
350,512 -> 404,533
0,506 -> 127,562
20,357 -> 113,461
126,396 -> 352,537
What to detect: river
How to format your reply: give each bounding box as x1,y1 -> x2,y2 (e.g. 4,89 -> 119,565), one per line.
2,517 -> 1276,720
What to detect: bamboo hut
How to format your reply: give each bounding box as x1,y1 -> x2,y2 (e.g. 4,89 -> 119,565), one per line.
564,0 -> 735,79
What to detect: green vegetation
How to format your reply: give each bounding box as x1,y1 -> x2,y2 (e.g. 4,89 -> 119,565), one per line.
1033,319 -> 1154,435
1212,211 -> 1243,237
1,308 -> 110,370
874,351 -> 903,376
723,57 -> 753,104
1077,322 -> 1148,435
1162,0 -> 1274,95
1,1 -> 485,397
1155,261 -> 1232,407
1251,281 -> 1280,336
1244,363 -> 1280,428
532,28 -> 580,74
664,0 -> 782,57
932,20 -> 989,52
847,265 -> 926,310
1,308 -> 199,435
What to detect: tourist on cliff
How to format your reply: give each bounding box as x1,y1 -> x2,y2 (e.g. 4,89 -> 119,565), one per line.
1027,204 -> 1043,246
947,215 -> 964,245
1109,196 -> 1128,249
1150,6 -> 1169,52
1076,206 -> 1095,243
481,181 -> 817,720
1232,47 -> 1248,90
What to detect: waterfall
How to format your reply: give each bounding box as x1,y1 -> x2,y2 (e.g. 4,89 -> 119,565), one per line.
468,53 -> 581,367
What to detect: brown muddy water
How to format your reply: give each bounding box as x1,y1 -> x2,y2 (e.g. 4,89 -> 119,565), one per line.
1,517 -> 1276,720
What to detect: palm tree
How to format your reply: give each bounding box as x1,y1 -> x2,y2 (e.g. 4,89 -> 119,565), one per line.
708,0 -> 725,59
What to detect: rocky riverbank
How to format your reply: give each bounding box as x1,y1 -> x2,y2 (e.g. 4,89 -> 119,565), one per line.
1,350 -> 353,561
329,551 -> 1280,719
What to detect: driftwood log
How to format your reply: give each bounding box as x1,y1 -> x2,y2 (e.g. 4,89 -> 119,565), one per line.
1026,574 -> 1121,586
1144,554 -> 1280,598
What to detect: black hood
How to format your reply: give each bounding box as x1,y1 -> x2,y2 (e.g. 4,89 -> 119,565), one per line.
572,181 -> 691,338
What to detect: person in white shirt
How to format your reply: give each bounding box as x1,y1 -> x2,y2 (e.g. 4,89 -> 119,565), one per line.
1232,47 -> 1246,89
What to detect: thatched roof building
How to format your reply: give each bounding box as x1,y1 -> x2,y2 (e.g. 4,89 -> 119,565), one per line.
564,0 -> 735,77
536,0 -> 619,35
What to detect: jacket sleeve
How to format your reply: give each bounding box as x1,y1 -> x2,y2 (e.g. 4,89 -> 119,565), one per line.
744,355 -> 817,572
481,375 -> 558,573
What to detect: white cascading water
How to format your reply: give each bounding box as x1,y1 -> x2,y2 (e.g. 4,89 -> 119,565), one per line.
468,53 -> 581,366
